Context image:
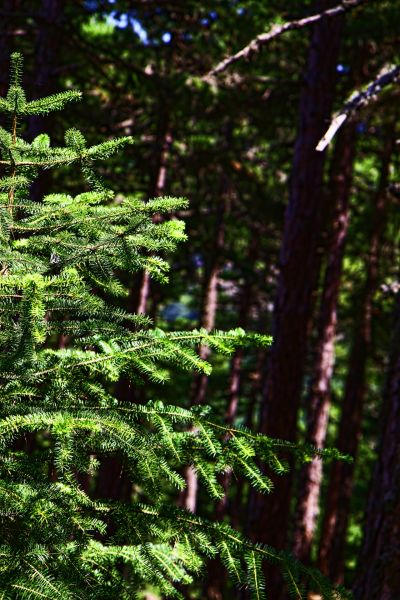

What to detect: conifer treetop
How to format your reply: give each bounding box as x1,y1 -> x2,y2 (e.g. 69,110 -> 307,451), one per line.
0,53 -> 349,600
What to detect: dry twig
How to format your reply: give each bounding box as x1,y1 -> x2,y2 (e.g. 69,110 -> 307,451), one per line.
203,0 -> 365,82
316,64 -> 400,151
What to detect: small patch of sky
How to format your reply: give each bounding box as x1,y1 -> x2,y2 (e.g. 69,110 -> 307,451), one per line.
356,122 -> 367,135
209,10 -> 218,20
162,32 -> 172,43
161,302 -> 199,323
106,11 -> 149,43
192,253 -> 204,268
107,11 -> 128,28
200,17 -> 210,26
336,64 -> 350,74
84,0 -> 99,11
132,18 -> 149,43
236,7 -> 245,15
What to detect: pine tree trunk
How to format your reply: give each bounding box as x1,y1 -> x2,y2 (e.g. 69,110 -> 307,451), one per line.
250,3 -> 344,595
292,125 -> 356,564
225,237 -> 259,425
318,136 -> 394,584
133,123 -> 172,315
0,1 -> 19,95
29,0 -> 63,201
182,191 -> 227,513
190,233 -> 224,406
29,0 -> 63,137
353,295 -> 400,600
205,240 -> 258,599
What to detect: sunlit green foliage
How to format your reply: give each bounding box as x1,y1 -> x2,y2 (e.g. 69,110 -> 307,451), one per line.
0,53 -> 349,600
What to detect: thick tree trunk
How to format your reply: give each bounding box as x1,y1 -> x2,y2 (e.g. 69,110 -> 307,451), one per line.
292,125 -> 356,563
353,295 -> 400,600
0,1 -> 19,95
318,136 -> 394,584
29,0 -> 63,201
29,0 -> 63,138
250,3 -> 344,595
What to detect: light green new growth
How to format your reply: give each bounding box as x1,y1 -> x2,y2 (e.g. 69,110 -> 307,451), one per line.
0,53 -> 349,600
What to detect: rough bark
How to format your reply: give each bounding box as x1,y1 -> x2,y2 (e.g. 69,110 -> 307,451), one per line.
292,125 -> 356,563
318,136 -> 394,584
249,3 -> 345,595
353,295 -> 400,600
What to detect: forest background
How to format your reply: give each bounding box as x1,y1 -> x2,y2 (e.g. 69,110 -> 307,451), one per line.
1,1 -> 399,599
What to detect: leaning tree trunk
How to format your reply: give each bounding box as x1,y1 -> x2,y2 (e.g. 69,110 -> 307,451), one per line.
318,136 -> 394,584
250,2 -> 345,596
353,293 -> 400,600
292,125 -> 356,564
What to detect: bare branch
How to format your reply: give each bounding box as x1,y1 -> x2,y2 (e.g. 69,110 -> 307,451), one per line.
203,0 -> 366,82
316,64 -> 400,151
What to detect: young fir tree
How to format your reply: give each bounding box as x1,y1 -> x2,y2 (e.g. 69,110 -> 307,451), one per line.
0,53 -> 347,600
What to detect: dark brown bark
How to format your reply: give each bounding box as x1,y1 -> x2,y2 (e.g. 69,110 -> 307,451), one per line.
28,0 -> 63,202
318,136 -> 394,584
32,1 -> 63,100
0,1 -> 20,95
292,125 -> 356,563
249,3 -> 345,595
353,295 -> 400,600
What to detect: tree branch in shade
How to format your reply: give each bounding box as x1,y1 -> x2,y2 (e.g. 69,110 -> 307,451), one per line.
203,0 -> 365,82
316,64 -> 400,151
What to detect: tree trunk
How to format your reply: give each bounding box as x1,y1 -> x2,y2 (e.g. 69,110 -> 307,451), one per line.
318,136 -> 394,584
29,0 -> 63,201
205,239 -> 259,599
182,189 -> 227,513
292,125 -> 356,563
0,1 -> 19,95
353,294 -> 400,600
133,124 -> 172,315
190,219 -> 224,406
225,237 -> 259,425
250,3 -> 345,595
